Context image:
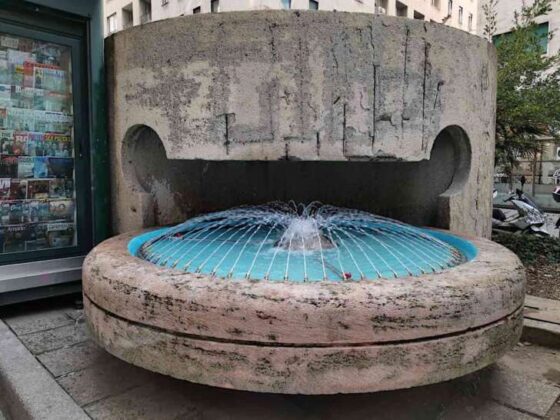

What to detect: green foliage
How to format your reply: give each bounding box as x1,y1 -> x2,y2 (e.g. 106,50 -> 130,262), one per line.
484,0 -> 560,180
492,231 -> 560,265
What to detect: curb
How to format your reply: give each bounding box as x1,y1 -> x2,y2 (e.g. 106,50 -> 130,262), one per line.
522,318 -> 560,348
0,320 -> 88,420
522,295 -> 560,348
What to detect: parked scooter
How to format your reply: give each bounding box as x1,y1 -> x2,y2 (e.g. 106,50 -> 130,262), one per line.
552,186 -> 560,229
492,188 -> 549,236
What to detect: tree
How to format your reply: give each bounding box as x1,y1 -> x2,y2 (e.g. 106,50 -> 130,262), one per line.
484,0 -> 560,187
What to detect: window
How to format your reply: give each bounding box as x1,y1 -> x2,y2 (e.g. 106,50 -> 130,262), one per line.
107,13 -> 117,33
211,0 -> 219,12
193,6 -> 201,13
309,0 -> 319,10
458,6 -> 463,25
122,4 -> 133,29
468,12 -> 472,30
282,0 -> 292,9
493,22 -> 549,55
431,0 -> 440,9
376,0 -> 388,14
396,1 -> 407,17
140,0 -> 152,23
413,10 -> 425,20
447,0 -> 452,16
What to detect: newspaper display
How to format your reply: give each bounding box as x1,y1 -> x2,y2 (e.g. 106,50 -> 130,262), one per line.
0,31 -> 76,254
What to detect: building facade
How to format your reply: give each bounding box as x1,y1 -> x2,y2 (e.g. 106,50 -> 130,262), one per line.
481,0 -> 560,187
104,0 -> 479,37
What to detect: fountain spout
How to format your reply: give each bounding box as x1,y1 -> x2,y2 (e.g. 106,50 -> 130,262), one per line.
275,217 -> 334,251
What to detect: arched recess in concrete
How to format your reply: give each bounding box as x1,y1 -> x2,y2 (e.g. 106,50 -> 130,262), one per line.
433,125 -> 473,230
120,124 -> 181,228
121,124 -> 472,229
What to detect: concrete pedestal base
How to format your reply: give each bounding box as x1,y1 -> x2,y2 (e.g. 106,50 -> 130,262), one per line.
86,298 -> 522,394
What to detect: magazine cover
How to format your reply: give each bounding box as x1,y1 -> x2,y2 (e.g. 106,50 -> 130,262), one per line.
49,178 -> 73,198
0,51 -> 8,85
17,156 -> 34,178
0,129 -> 13,152
9,179 -> 27,200
45,133 -> 71,157
38,201 -> 49,221
34,66 -> 66,93
0,178 -> 10,199
0,107 -> 6,127
6,107 -> 34,131
19,87 -> 35,109
2,224 -> 27,253
44,92 -> 69,113
0,35 -> 19,49
34,111 -> 72,133
49,199 -> 74,221
8,200 -> 23,224
0,84 -> 10,108
0,202 -> 9,225
48,157 -> 73,178
46,222 -> 74,248
25,223 -> 49,251
33,156 -> 48,178
12,131 -> 28,155
27,132 -> 45,156
27,179 -> 49,199
25,222 -> 49,251
0,156 -> 18,177
21,200 -> 30,223
33,88 -> 45,110
27,200 -> 39,223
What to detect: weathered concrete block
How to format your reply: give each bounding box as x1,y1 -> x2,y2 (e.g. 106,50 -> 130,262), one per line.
106,11 -> 496,238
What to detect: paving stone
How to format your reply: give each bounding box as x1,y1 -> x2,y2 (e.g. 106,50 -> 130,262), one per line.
37,340 -> 114,378
64,308 -> 84,321
84,381 -> 203,420
58,357 -> 160,406
85,377 -> 307,420
546,399 -> 560,419
18,321 -> 90,355
481,365 -> 560,418
439,396 -> 536,420
499,343 -> 560,386
3,308 -> 73,336
287,381 -> 453,420
182,383 -> 308,419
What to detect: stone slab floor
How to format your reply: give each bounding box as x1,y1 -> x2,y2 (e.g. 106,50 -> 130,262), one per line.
1,297 -> 560,420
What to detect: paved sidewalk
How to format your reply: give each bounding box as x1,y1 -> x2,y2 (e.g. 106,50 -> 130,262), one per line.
1,296 -> 560,419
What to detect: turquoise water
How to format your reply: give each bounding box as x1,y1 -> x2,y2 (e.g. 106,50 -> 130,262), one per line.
128,213 -> 477,282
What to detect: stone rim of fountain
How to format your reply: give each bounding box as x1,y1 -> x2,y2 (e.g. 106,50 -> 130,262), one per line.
83,229 -> 524,346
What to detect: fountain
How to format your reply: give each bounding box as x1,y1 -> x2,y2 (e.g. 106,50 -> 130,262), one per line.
133,203 -> 470,281
84,11 -> 525,394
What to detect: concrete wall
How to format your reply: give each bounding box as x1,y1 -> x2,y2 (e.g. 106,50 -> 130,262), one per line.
106,11 -> 496,237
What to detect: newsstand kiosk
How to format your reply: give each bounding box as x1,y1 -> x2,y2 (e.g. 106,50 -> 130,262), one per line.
0,0 -> 108,304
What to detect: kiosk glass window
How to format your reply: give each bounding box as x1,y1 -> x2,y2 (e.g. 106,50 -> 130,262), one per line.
0,33 -> 76,255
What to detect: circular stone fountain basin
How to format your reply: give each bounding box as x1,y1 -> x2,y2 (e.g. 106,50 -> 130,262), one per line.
83,205 -> 525,394
129,204 -> 477,282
